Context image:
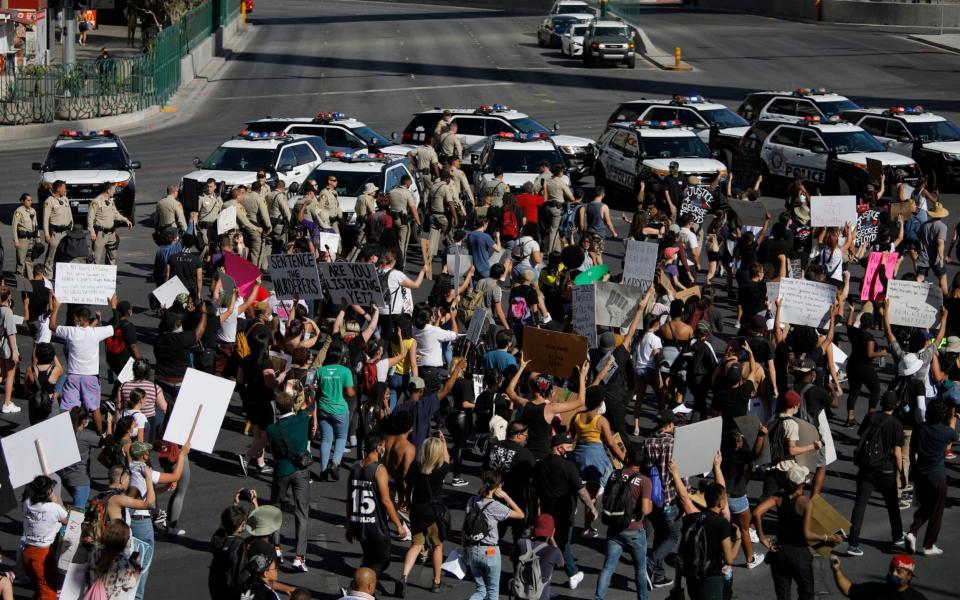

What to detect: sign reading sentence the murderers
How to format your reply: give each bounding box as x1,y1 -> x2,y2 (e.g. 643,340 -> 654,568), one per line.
572,284 -> 597,348
316,262 -> 384,307
678,185 -> 715,225
886,279 -> 942,329
777,278 -> 836,329
267,253 -> 323,301
622,240 -> 658,290
522,327 -> 588,379
810,196 -> 857,228
54,263 -> 117,305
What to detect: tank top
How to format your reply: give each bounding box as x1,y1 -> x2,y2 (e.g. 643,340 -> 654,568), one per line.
34,364 -> 56,394
392,339 -> 415,376
585,201 -> 608,237
349,461 -> 390,542
573,413 -> 602,444
776,493 -> 807,547
521,402 -> 551,460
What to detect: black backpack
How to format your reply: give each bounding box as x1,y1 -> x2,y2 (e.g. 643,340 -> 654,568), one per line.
768,415 -> 795,466
853,415 -> 888,471
462,499 -> 492,545
378,268 -> 394,312
892,376 -> 918,427
680,513 -> 718,581
55,228 -> 91,264
209,533 -> 247,595
601,470 -> 640,531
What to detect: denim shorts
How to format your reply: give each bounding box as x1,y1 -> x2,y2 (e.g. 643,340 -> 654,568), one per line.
728,494 -> 750,515
918,263 -> 947,279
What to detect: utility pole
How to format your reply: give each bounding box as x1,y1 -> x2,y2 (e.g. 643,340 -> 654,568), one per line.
63,0 -> 76,65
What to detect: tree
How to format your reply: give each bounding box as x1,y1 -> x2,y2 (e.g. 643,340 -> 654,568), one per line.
133,0 -> 205,31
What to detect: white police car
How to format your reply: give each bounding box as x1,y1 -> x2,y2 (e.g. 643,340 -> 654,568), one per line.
751,116 -> 918,196
401,104 -> 595,180
841,105 -> 960,188
737,88 -> 861,124
300,154 -> 420,222
180,131 -> 328,211
244,112 -> 415,158
560,21 -> 591,57
594,120 -> 727,194
472,133 -> 570,192
32,130 -> 141,220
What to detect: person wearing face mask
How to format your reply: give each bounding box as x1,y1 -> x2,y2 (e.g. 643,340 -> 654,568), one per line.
830,554 -> 927,600
659,161 -> 683,218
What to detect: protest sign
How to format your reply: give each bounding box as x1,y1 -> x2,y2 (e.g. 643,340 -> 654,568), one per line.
548,386 -> 579,427
855,204 -> 881,248
728,198 -> 767,227
316,262 -> 384,307
674,285 -> 701,303
447,253 -> 473,290
810,196 -> 857,227
217,204 -> 237,233
796,418 -> 820,472
224,252 -> 261,298
572,284 -> 597,348
522,327 -> 588,379
267,253 -> 323,301
766,281 -> 780,311
867,157 -> 883,186
1,412 -> 80,489
818,411 -> 837,465
116,357 -> 135,383
269,351 -> 292,373
790,258 -> 803,279
809,495 -> 851,556
678,185 -> 715,225
886,279 -> 941,329
622,240 -> 658,290
600,351 -> 619,384
316,232 -> 341,260
673,417 -> 722,478
860,252 -> 898,301
734,415 -> 763,453
54,263 -> 116,305
163,368 -> 234,454
608,433 -> 627,470
832,343 -> 848,370
777,278 -> 836,328
151,276 -> 189,309
890,201 -> 914,221
56,510 -> 85,572
466,308 -> 489,345
594,281 -> 643,328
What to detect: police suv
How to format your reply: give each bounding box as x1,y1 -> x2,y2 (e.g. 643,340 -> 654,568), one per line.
244,112 -> 414,159
594,120 -> 727,194
300,154 -> 420,223
32,130 -> 140,220
840,106 -> 960,188
747,116 -> 919,196
471,133 -> 570,192
180,131 -> 328,210
401,104 -> 595,180
737,88 -> 861,124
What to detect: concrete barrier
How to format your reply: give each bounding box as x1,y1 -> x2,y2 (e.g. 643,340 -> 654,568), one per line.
370,0 -> 555,15
697,0 -> 960,28
698,0 -> 817,20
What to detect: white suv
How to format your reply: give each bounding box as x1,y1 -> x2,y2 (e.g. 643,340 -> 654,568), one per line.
472,133 -> 570,192
300,156 -> 420,221
245,112 -> 415,158
737,88 -> 861,124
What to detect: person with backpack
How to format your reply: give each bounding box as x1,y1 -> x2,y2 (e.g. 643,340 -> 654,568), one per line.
511,513 -> 565,600
57,407 -> 100,509
24,342 -> 61,425
484,421 -> 536,543
595,443 -> 653,600
498,193 -> 524,251
378,249 -> 428,336
642,410 -> 682,589
790,359 -> 836,496
511,222 -> 543,282
209,504 -> 251,600
842,392 -> 906,557
763,391 -> 822,498
462,469 -> 524,600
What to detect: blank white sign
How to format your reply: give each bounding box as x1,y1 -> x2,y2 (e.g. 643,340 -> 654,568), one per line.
1,412 -> 80,489
163,368 -> 236,454
673,417 -> 723,478
151,276 -> 189,309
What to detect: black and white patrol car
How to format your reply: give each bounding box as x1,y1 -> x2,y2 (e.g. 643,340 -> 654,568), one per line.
180,131 -> 328,211
400,104 -> 595,180
840,106 -> 960,188
737,88 -> 861,124
32,130 -> 140,220
300,154 -> 420,222
744,116 -> 919,196
244,112 -> 414,159
471,133 -> 570,192
593,120 -> 727,195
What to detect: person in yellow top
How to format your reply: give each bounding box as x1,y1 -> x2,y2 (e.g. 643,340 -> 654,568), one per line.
388,318 -> 418,410
88,182 -> 133,265
43,181 -> 73,271
570,384 -> 626,537
12,193 -> 38,278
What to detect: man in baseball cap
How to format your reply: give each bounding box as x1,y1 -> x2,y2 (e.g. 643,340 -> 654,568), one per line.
830,554 -> 925,599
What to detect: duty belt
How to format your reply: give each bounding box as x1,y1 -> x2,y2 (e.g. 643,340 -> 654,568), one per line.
94,226 -> 116,234
17,230 -> 37,238
51,223 -> 72,233
198,221 -> 214,229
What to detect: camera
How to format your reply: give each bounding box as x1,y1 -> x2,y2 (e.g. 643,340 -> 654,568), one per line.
238,488 -> 254,502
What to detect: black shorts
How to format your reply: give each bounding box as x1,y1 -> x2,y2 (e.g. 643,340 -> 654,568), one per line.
242,399 -> 275,429
360,539 -> 391,575
707,250 -> 721,262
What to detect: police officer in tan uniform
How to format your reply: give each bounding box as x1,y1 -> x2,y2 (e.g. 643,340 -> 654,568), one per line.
266,180 -> 291,255
434,110 -> 453,137
318,175 -> 343,234
88,182 -> 133,265
222,187 -> 256,236
532,160 -> 552,194
197,178 -> 223,259
413,137 -> 441,187
437,122 -> 462,163
447,157 -> 472,219
388,175 -> 420,267
12,193 -> 38,278
255,170 -> 272,196
478,167 -> 509,208
241,181 -> 272,269
43,180 -> 74,271
428,169 -> 457,245
348,182 -> 380,261
541,164 -> 574,254
154,185 -> 187,234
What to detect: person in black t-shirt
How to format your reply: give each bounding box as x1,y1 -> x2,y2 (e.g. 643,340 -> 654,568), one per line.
484,422 -> 535,542
165,234 -> 203,298
792,358 -> 836,496
845,310 -> 886,427
22,264 -> 50,335
906,400 -> 958,555
830,554 -> 927,600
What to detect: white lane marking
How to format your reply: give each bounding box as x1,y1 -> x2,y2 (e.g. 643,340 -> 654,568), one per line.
214,81 -> 514,101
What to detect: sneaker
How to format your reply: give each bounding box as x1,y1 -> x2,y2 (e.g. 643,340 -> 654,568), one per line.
652,575 -> 673,588
291,556 -> 308,572
905,532 -> 917,554
748,527 -> 760,544
899,498 -> 912,510
845,545 -> 864,557
0,403 -> 20,414
257,464 -> 274,476
645,570 -> 653,591
153,510 -> 168,528
920,545 -> 944,556
582,527 -> 599,538
451,477 -> 469,487
903,484 -> 914,493
165,527 -> 186,536
275,546 -> 284,565
746,553 -> 765,569
893,535 -> 907,548
568,571 -> 584,590
237,454 -> 249,477
395,577 -> 406,598
328,466 -> 339,482
430,582 -> 441,593
349,435 -> 358,449
945,449 -> 956,460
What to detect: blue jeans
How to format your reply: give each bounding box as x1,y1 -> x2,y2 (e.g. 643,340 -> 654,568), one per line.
561,525 -> 578,577
148,409 -> 165,444
130,517 -> 155,600
64,483 -> 90,510
388,373 -> 409,411
318,410 -> 349,467
595,528 -> 648,600
467,545 -> 502,600
649,504 -> 681,579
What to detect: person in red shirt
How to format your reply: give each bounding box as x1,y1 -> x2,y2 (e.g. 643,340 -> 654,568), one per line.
515,181 -> 544,224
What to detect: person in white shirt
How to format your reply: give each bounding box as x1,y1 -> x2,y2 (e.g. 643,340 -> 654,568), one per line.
21,476 -> 69,599
378,249 -> 428,338
412,305 -> 459,394
49,293 -> 115,434
633,313 -> 663,436
677,214 -> 701,275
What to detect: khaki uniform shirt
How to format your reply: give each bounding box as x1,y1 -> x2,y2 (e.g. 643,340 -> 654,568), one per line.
434,118 -> 452,137
428,180 -> 455,214
413,145 -> 439,173
355,192 -> 377,220
544,176 -> 573,204
155,195 -> 187,231
532,171 -> 551,194
266,191 -> 291,225
88,193 -> 126,232
438,131 -> 462,159
478,178 -> 509,207
198,193 -> 223,225
43,194 -> 73,234
12,206 -> 38,244
318,188 -> 342,222
448,167 -> 474,203
388,187 -> 416,214
222,199 -> 255,231
240,191 -> 271,230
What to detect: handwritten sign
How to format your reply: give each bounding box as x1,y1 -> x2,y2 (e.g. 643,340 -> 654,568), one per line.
224,252 -> 261,299
674,285 -> 702,303
522,327 -> 588,379
778,278 -> 836,328
861,252 -> 898,301
572,285 -> 597,348
316,262 -> 384,307
622,240 -> 658,291
54,263 -> 116,305
886,279 -> 941,329
890,201 -> 914,221
267,253 -> 323,301
594,281 -> 644,328
217,204 -> 237,233
810,196 -> 857,227
789,258 -> 803,279
855,204 -> 880,248
728,198 -> 767,227
151,276 -> 189,309
679,185 -> 714,225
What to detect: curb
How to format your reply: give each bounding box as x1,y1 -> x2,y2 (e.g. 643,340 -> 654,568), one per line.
907,34 -> 960,55
0,106 -> 162,143
616,12 -> 694,71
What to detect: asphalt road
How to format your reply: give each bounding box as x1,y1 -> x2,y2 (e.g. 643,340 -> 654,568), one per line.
1,1 -> 960,598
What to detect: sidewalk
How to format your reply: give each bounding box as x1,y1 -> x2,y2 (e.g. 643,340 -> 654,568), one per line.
50,23 -> 145,63
908,32 -> 960,51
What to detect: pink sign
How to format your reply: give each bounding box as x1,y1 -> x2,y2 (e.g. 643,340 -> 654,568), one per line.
861,252 -> 898,301
224,252 -> 261,299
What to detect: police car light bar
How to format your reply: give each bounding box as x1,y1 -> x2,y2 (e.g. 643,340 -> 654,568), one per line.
802,116 -> 822,124
477,104 -> 509,114
495,132 -> 546,140
635,119 -> 682,128
888,106 -> 924,115
673,94 -> 704,104
794,87 -> 828,96
237,130 -> 287,139
60,129 -> 112,137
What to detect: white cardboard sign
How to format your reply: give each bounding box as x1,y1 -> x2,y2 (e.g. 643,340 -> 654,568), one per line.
595,281 -> 645,328
163,368 -> 235,454
673,417 -> 723,478
1,412 -> 80,489
777,278 -> 836,328
116,357 -> 135,383
316,262 -> 384,307
54,263 -> 116,305
572,284 -> 597,348
217,205 -> 237,233
810,196 -> 857,228
316,232 -> 341,260
818,411 -> 837,466
886,279 -> 941,329
151,276 -> 189,309
622,240 -> 658,291
267,253 -> 323,301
